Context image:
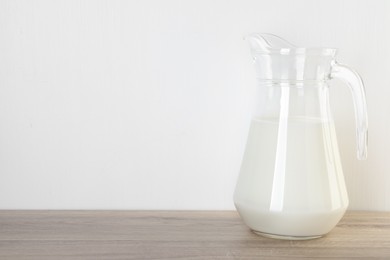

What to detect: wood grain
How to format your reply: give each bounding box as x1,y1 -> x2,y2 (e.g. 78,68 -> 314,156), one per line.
0,211 -> 389,259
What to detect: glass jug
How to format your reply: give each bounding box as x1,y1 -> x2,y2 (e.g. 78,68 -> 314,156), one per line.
234,34 -> 368,240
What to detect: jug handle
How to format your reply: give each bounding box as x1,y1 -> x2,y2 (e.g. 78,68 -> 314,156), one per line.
330,62 -> 368,160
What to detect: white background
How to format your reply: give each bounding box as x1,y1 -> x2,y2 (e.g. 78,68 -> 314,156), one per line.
0,0 -> 389,210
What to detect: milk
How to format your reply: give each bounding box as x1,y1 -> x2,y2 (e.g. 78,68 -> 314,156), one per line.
234,117 -> 349,239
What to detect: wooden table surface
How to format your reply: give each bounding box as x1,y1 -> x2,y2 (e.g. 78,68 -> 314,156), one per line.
0,211 -> 389,259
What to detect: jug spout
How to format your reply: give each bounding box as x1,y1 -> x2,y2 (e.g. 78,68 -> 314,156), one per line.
246,33 -> 297,55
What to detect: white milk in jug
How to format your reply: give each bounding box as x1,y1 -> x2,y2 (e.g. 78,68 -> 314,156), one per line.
234,117 -> 349,239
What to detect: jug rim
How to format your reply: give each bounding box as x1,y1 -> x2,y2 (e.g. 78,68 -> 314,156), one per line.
251,47 -> 337,56
246,33 -> 337,56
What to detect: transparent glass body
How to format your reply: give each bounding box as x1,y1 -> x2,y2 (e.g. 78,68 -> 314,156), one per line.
234,34 -> 368,240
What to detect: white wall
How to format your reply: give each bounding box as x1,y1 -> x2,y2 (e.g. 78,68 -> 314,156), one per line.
0,0 -> 389,210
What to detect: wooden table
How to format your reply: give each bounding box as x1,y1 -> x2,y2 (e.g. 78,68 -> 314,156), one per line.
0,211 -> 389,259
